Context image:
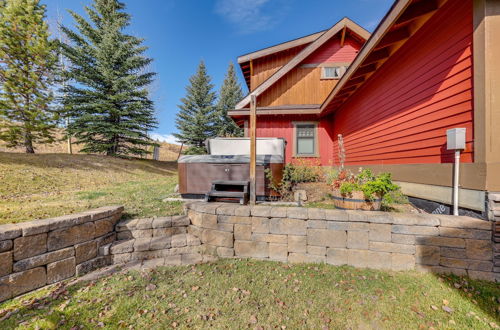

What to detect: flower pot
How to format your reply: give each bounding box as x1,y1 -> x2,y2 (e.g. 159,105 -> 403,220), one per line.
331,189 -> 382,211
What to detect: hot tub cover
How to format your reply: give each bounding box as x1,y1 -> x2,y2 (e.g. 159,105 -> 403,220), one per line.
207,138 -> 285,157
178,154 -> 283,164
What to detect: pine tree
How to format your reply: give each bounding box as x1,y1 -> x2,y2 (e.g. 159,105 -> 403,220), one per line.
174,61 -> 217,152
215,62 -> 243,137
0,0 -> 60,153
60,0 -> 157,156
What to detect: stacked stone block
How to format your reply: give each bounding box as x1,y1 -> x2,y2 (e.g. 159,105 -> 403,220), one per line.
186,202 -> 498,282
494,221 -> 500,282
109,215 -> 203,267
2,202 -> 497,304
487,192 -> 500,221
0,206 -> 123,302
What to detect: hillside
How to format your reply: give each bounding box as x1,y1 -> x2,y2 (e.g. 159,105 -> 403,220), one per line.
0,152 -> 183,224
0,130 -> 183,161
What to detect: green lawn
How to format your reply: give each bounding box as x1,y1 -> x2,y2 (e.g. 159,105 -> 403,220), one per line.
1,259 -> 499,329
0,152 -> 183,224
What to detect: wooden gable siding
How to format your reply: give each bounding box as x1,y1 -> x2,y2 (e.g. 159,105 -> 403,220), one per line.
255,115 -> 335,165
256,37 -> 362,107
304,38 -> 361,64
256,67 -> 337,107
251,46 -> 306,92
331,0 -> 473,166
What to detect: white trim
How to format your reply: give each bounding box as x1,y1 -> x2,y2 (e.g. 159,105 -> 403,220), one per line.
321,66 -> 347,79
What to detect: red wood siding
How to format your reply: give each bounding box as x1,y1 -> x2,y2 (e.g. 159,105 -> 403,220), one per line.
304,38 -> 361,64
255,115 -> 335,166
332,0 -> 473,165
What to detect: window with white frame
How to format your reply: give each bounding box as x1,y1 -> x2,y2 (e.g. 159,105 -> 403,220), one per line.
322,66 -> 345,79
295,123 -> 317,156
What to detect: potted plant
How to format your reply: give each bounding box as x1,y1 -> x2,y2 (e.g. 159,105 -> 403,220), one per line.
331,169 -> 398,210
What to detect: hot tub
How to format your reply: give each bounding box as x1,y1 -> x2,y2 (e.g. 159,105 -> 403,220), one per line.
177,138 -> 285,199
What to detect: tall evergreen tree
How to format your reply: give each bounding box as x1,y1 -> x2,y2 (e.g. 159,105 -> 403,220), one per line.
60,0 -> 157,156
215,62 -> 243,137
0,0 -> 59,153
174,61 -> 217,152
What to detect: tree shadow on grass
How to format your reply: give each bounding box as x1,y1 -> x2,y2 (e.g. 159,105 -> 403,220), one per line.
431,272 -> 500,321
0,280 -> 103,328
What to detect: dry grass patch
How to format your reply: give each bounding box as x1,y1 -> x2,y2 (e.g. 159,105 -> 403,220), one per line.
0,152 -> 183,224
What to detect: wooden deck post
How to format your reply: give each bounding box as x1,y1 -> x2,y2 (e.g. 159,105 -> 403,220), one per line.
249,95 -> 257,205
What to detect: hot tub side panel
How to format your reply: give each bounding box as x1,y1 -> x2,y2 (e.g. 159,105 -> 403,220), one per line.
178,162 -> 188,194
178,162 -> 283,197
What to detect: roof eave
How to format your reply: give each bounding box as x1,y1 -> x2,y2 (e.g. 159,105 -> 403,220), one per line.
237,31 -> 326,64
319,0 -> 447,116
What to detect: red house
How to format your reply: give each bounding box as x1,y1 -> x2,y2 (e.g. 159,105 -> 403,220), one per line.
229,0 -> 500,219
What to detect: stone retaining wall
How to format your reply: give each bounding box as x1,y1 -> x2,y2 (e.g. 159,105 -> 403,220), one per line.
107,215 -> 206,266
2,202 -> 497,303
185,202 -> 499,282
0,206 -> 123,302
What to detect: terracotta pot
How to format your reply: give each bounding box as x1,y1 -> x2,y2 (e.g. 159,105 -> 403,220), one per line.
331,189 -> 382,211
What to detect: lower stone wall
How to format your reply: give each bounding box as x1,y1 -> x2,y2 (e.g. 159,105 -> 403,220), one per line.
495,221 -> 500,273
2,202 -> 497,303
107,215 -> 206,266
186,202 -> 499,282
0,206 -> 123,302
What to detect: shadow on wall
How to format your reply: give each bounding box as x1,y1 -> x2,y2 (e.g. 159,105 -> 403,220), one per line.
415,234 -> 499,320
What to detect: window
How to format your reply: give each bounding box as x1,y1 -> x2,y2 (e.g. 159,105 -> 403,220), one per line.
321,66 -> 345,79
294,123 -> 318,156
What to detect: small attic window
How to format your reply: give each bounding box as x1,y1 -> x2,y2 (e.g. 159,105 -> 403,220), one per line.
321,66 -> 345,79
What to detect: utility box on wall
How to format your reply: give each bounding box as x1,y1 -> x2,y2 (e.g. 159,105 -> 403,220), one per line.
446,128 -> 466,150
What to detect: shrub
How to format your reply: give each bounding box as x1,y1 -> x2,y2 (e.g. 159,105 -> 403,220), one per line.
265,160 -> 322,198
333,168 -> 399,200
324,167 -> 338,185
382,188 -> 409,205
286,159 -> 323,183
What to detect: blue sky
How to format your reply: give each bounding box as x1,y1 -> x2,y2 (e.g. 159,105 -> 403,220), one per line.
42,0 -> 393,143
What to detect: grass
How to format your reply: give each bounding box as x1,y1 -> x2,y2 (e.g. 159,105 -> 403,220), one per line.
0,152 -> 183,224
305,201 -> 337,209
0,259 -> 499,329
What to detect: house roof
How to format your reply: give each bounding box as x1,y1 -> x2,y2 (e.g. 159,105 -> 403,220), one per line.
229,104 -> 321,117
319,0 -> 447,116
235,17 -> 371,110
231,0 -> 449,118
237,30 -> 327,64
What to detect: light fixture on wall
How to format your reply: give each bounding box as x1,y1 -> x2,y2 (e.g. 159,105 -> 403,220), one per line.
446,128 -> 466,216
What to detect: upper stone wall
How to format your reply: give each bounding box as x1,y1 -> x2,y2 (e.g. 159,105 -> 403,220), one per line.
0,206 -> 123,302
185,202 -> 498,282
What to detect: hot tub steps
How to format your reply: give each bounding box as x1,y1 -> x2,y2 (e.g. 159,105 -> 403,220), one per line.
205,180 -> 249,204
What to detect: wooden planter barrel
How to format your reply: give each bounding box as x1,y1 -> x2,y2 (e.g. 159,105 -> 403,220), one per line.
331,190 -> 382,211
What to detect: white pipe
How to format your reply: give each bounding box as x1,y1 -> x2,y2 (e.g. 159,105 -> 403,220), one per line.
453,149 -> 460,216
